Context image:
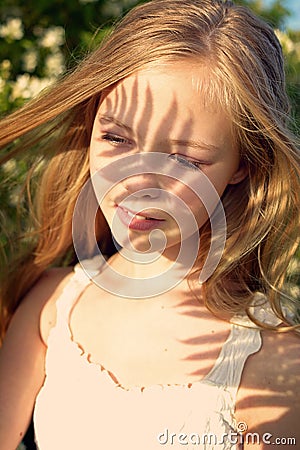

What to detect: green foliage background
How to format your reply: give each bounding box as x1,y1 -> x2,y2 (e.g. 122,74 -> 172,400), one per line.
0,0 -> 299,295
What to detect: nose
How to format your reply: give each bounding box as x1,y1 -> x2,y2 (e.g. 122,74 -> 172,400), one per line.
121,173 -> 161,199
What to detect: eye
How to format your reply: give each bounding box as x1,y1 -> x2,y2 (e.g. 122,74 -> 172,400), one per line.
168,154 -> 203,171
101,133 -> 131,146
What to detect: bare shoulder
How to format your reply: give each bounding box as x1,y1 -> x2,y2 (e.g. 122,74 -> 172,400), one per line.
4,266 -> 75,347
3,266 -> 73,344
236,329 -> 300,448
1,264 -> 74,372
0,266 -> 74,448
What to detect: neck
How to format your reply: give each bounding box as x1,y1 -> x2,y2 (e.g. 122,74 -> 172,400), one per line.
107,235 -> 202,291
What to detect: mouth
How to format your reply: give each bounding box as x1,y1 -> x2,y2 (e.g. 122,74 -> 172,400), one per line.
115,205 -> 165,230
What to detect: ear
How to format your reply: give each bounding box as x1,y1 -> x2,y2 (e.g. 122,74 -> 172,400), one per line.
228,160 -> 248,185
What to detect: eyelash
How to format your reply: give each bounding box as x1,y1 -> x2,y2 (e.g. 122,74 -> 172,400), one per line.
168,154 -> 204,171
100,133 -> 206,170
101,133 -> 131,146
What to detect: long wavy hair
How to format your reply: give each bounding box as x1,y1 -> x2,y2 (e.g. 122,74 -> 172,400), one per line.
0,0 -> 299,341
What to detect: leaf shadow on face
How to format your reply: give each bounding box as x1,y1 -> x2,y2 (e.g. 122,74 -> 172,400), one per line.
92,73 -> 213,257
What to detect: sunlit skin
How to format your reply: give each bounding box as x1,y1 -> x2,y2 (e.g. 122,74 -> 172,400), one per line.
89,61 -> 247,278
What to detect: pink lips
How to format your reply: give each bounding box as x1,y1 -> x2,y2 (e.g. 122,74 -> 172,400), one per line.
116,205 -> 165,231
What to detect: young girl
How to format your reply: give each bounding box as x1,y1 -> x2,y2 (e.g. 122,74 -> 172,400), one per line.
0,0 -> 299,449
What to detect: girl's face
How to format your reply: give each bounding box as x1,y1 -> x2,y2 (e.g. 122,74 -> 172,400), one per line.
89,61 -> 247,254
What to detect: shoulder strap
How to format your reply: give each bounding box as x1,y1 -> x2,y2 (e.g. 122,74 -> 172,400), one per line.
203,295 -> 282,396
53,256 -> 106,335
54,266 -> 91,330
203,323 -> 261,396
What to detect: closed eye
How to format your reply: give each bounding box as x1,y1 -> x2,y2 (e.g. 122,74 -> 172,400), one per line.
168,154 -> 205,171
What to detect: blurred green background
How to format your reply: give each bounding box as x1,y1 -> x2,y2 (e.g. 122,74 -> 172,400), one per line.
0,0 -> 299,298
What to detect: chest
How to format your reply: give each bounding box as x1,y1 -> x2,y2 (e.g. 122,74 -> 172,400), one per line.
69,283 -> 231,388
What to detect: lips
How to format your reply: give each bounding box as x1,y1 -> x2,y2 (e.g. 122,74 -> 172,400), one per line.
115,205 -> 165,231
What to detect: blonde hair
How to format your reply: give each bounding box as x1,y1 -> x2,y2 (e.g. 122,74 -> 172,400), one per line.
0,0 -> 299,340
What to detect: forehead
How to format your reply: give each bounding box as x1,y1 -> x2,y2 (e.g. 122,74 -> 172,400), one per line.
98,61 -> 233,146
102,62 -> 222,113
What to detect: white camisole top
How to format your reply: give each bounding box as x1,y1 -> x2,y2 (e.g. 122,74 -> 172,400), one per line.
33,262 -> 279,450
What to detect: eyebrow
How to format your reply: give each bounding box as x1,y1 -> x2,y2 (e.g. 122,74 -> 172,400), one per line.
168,139 -> 220,153
99,115 -> 220,153
99,115 -> 133,135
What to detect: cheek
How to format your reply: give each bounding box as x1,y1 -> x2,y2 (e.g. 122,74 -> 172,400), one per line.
202,159 -> 240,195
89,142 -> 108,175
172,166 -> 234,229
189,196 -> 210,228
89,123 -> 110,174
89,140 -> 98,175
170,184 -> 209,229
